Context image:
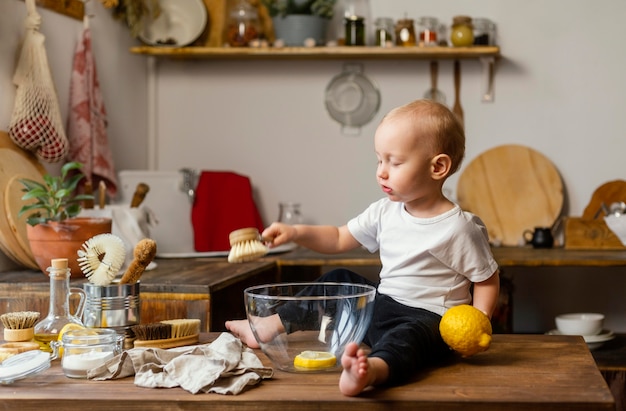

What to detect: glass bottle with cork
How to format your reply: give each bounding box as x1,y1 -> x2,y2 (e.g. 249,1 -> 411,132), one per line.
34,258 -> 86,353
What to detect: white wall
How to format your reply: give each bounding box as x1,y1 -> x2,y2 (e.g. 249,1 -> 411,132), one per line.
1,0 -> 625,333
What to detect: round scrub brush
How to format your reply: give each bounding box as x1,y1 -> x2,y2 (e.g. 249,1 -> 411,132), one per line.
228,227 -> 268,263
77,233 -> 126,286
0,311 -> 40,342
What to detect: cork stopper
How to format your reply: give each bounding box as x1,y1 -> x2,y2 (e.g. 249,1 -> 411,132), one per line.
51,258 -> 68,269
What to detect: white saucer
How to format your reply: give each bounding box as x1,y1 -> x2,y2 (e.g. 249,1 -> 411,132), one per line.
546,329 -> 615,349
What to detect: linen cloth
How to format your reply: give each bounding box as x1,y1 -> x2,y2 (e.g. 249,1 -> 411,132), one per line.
67,16 -> 118,197
88,332 -> 273,395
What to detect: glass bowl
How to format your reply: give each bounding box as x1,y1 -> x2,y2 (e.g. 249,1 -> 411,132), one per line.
245,282 -> 376,373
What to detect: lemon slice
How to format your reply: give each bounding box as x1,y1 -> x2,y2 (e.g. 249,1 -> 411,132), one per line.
293,351 -> 336,370
57,323 -> 85,357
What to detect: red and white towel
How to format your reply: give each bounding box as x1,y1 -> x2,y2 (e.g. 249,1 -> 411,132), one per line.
67,17 -> 117,197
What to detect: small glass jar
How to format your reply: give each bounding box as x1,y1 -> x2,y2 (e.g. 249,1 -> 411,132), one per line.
395,18 -> 416,46
450,15 -> 474,47
374,17 -> 394,47
225,0 -> 260,47
472,17 -> 496,46
345,15 -> 366,46
278,202 -> 303,225
417,16 -> 438,47
52,328 -> 124,379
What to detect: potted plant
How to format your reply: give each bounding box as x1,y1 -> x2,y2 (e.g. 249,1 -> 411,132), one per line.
19,161 -> 112,278
262,0 -> 337,46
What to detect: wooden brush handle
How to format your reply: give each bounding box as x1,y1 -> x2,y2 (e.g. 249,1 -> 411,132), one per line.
133,334 -> 199,349
130,183 -> 150,208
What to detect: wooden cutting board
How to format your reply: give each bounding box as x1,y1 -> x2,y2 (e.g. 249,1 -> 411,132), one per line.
0,131 -> 44,268
456,144 -> 563,246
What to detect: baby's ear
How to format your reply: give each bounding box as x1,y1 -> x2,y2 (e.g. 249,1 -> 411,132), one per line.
431,154 -> 452,180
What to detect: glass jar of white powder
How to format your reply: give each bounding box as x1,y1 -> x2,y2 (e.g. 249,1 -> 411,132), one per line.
52,328 -> 123,379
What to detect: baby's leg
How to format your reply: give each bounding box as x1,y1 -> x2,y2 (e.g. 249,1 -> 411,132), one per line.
225,319 -> 259,348
339,342 -> 389,396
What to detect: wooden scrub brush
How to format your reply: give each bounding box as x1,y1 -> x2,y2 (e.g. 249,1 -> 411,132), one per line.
0,311 -> 39,342
132,319 -> 201,349
77,233 -> 127,286
228,227 -> 268,263
120,238 -> 157,284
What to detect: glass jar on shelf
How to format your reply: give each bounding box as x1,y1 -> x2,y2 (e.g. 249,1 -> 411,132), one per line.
472,17 -> 496,45
395,18 -> 416,46
416,16 -> 438,47
225,0 -> 260,47
374,17 -> 394,47
450,15 -> 474,47
345,15 -> 366,46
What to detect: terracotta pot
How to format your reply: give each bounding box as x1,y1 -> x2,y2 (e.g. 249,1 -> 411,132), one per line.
26,217 -> 113,278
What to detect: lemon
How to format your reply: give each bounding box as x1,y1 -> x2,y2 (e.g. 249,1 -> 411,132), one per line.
439,304 -> 492,357
57,323 -> 85,357
293,351 -> 336,370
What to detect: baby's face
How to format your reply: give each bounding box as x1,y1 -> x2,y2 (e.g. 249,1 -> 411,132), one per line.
374,117 -> 437,204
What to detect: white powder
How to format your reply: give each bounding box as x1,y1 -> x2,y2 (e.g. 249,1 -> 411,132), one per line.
63,350 -> 113,372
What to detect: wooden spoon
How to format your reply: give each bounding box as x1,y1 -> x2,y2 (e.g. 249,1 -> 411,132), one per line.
453,60 -> 464,126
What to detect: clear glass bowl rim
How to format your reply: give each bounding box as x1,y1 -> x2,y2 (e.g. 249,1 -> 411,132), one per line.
244,282 -> 376,301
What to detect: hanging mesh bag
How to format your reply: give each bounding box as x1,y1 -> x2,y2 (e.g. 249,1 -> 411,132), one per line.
8,0 -> 69,163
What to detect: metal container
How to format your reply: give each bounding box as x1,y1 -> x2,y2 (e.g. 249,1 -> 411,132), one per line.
82,281 -> 140,337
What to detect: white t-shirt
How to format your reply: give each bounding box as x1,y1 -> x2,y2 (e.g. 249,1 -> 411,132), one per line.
347,198 -> 499,316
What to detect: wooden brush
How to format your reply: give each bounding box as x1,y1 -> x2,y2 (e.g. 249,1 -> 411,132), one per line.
0,311 -> 40,342
228,227 -> 268,263
132,319 -> 201,349
120,238 -> 157,284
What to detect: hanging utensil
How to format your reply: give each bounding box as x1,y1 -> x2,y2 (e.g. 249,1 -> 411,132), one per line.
452,60 -> 464,126
423,61 -> 446,104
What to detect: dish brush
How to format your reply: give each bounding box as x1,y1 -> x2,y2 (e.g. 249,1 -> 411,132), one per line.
77,233 -> 127,286
0,311 -> 40,342
228,227 -> 268,263
132,319 -> 201,349
120,238 -> 157,284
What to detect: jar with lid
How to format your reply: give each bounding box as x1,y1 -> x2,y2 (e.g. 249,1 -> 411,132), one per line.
450,15 -> 474,47
345,15 -> 366,46
51,328 -> 124,379
225,0 -> 260,47
472,18 -> 496,45
395,18 -> 416,46
416,16 -> 438,47
33,258 -> 86,353
374,17 -> 394,47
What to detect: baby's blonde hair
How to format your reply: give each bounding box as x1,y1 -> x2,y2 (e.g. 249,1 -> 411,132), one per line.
383,100 -> 466,175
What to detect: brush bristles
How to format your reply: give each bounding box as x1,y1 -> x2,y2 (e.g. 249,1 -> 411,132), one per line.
132,323 -> 172,341
161,319 -> 201,338
0,311 -> 40,329
132,319 -> 200,340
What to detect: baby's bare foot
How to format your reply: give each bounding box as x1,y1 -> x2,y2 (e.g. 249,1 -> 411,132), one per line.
225,319 -> 260,348
339,342 -> 371,396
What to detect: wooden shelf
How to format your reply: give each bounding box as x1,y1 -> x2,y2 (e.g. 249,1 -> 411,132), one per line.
130,45 -> 500,60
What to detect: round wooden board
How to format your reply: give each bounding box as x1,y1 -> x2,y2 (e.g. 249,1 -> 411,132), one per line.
5,174 -> 40,269
456,144 -> 564,246
0,139 -> 45,268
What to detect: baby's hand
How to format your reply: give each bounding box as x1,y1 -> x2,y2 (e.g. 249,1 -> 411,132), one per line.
262,222 -> 297,247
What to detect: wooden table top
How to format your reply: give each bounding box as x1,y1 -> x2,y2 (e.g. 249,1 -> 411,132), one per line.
0,334 -> 613,411
275,246 -> 626,268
